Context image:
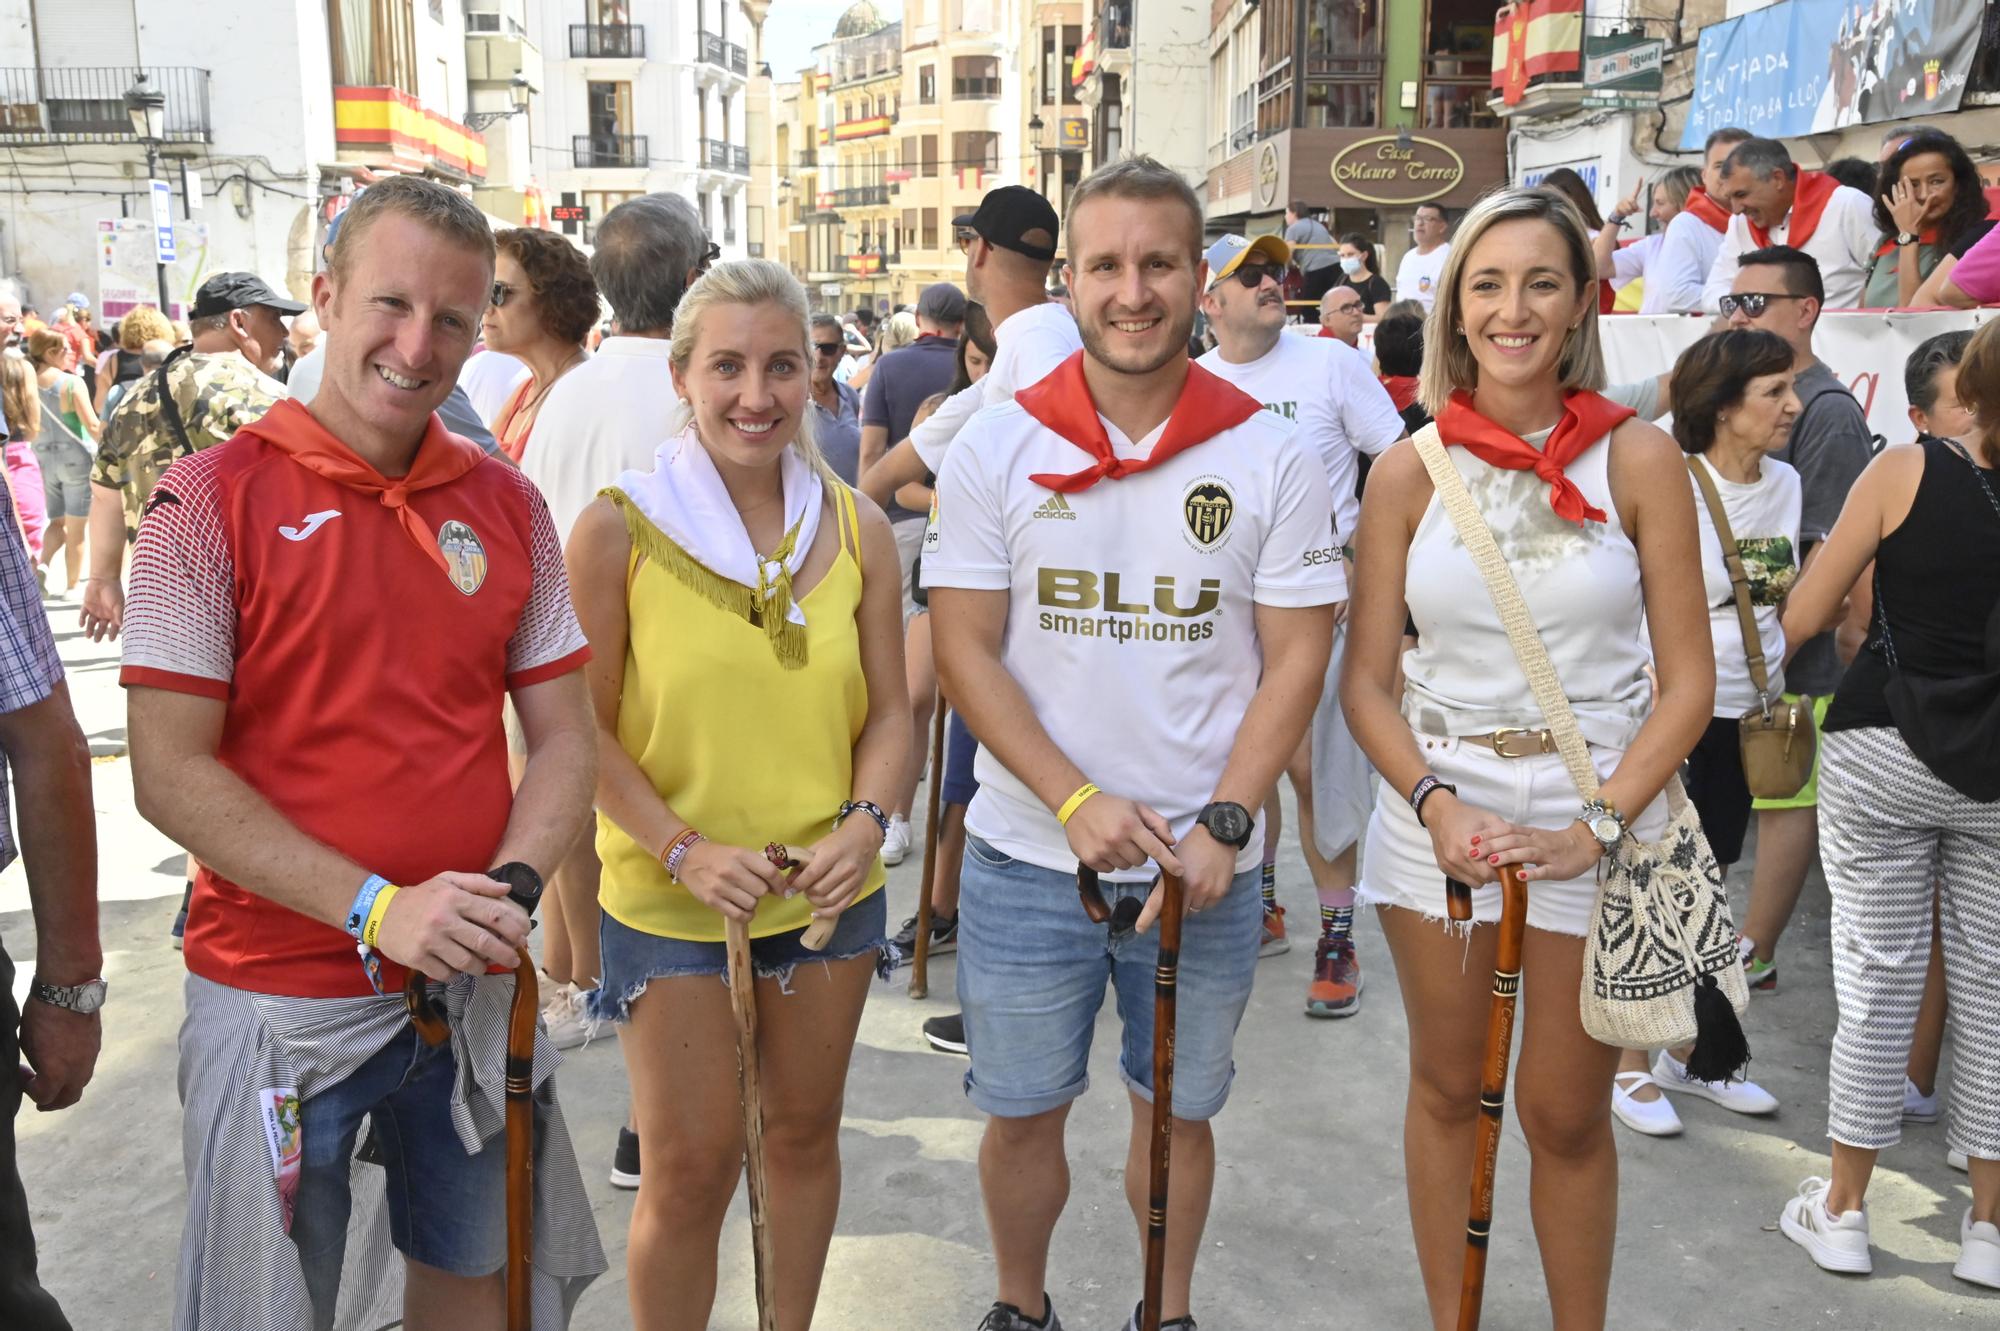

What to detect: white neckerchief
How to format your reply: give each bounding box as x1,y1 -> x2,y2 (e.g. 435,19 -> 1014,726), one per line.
612,425 -> 823,629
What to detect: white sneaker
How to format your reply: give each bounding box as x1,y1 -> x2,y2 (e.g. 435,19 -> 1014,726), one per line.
1780,1177 -> 1872,1274
1903,1076 -> 1942,1124
539,981 -> 600,1051
1956,1209 -> 2000,1289
881,814 -> 912,866
1652,1049 -> 1779,1115
1610,1071 -> 1683,1137
1950,1149 -> 1970,1173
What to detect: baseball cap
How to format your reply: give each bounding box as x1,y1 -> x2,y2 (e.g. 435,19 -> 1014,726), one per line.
65,291 -> 89,310
1202,233 -> 1290,288
952,185 -> 1060,262
189,272 -> 309,321
916,282 -> 967,325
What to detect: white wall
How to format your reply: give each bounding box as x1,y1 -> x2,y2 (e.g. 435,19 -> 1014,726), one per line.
0,0 -> 333,309
1127,0 -> 1210,185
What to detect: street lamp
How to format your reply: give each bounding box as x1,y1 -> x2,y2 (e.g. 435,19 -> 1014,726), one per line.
466,74 -> 535,132
123,72 -> 171,312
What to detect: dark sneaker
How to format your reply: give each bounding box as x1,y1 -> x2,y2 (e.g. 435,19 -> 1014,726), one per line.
609,1126 -> 640,1190
977,1297 -> 1061,1330
1123,1302 -> 1196,1330
1305,936 -> 1363,1018
922,1011 -> 969,1054
890,911 -> 959,966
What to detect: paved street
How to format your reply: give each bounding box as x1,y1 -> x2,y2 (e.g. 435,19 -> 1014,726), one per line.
6,595 -> 1992,1329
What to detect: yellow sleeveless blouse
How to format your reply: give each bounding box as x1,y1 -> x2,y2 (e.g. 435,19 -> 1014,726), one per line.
596,482 -> 886,941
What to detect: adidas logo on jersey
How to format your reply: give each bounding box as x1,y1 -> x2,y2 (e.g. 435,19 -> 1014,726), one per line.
1032,493 -> 1078,520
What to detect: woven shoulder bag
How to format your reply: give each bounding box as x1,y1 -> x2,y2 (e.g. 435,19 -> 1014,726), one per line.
1412,426 -> 1751,1076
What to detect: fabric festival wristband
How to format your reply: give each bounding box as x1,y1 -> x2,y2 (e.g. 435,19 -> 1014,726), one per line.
663,830 -> 705,882
1409,775 -> 1456,828
1057,783 -> 1101,827
361,885 -> 400,949
345,874 -> 392,941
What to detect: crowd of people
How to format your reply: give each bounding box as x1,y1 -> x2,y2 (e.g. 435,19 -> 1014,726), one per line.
0,114 -> 1995,1331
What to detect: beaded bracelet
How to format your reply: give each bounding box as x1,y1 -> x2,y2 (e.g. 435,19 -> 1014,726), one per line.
661,829 -> 705,881
1409,774 -> 1457,829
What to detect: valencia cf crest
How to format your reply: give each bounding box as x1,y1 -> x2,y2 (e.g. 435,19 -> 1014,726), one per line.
1182,479 -> 1235,551
437,520 -> 488,595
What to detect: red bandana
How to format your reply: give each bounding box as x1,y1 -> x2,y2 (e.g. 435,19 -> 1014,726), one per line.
1684,187 -> 1731,235
1020,351 -> 1261,493
1436,389 -> 1634,526
241,398 -> 488,573
1380,374 -> 1421,412
1748,170 -> 1839,250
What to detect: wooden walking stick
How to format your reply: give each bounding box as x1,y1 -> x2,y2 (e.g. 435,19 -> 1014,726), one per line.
1078,866 -> 1183,1331
401,865 -> 545,1331
909,698 -> 948,998
726,915 -> 782,1331
1449,866 -> 1528,1331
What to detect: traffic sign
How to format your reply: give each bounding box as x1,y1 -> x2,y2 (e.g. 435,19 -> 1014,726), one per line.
149,179 -> 176,264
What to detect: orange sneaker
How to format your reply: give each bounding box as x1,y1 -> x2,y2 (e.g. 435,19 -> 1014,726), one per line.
1258,903 -> 1289,957
1306,936 -> 1363,1017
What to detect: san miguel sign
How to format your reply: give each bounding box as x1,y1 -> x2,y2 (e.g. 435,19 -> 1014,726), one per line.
1328,136 -> 1469,206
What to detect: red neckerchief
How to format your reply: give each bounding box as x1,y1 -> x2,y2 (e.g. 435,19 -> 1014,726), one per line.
1684,187 -> 1731,235
1020,351 -> 1260,493
1436,389 -> 1634,526
1380,374 -> 1421,412
241,398 -> 487,573
1748,170 -> 1839,249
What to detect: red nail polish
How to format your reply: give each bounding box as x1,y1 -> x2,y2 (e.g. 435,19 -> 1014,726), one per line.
1489,854 -> 1499,865
1470,835 -> 1481,846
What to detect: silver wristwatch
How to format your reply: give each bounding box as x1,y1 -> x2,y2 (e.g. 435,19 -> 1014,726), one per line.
31,978 -> 108,1015
1580,800 -> 1627,852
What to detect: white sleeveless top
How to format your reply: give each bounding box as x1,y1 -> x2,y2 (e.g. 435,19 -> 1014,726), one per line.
1402,426 -> 1651,749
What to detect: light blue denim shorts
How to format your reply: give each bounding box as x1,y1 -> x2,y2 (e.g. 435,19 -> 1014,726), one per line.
955,837 -> 1262,1121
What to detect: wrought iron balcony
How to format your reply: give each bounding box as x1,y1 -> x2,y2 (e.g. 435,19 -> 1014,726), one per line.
570,24 -> 644,58
0,65 -> 210,144
573,133 -> 647,168
699,30 -> 749,76
832,185 -> 890,207
700,137 -> 750,175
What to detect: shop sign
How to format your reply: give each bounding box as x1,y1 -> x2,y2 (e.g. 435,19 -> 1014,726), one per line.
1059,117 -> 1089,150
1328,136 -> 1467,207
1255,142 -> 1280,210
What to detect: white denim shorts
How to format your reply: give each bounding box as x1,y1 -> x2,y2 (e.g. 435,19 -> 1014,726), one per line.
1356,727 -> 1668,938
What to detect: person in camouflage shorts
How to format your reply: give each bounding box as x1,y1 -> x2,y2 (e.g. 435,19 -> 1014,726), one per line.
80,272 -> 296,642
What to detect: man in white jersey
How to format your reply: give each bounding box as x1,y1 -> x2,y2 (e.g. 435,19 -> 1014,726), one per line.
926,157 -> 1339,1331
1195,232 -> 1404,1017
859,186 -> 1082,508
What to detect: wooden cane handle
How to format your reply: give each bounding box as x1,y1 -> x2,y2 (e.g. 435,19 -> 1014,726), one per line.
799,914 -> 839,950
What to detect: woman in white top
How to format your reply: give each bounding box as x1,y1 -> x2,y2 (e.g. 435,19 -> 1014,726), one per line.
1342,187 -> 1712,1330
1610,328 -> 1799,1139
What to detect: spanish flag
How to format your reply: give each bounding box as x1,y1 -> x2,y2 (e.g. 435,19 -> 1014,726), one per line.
1492,0 -> 1583,106
1070,26 -> 1097,88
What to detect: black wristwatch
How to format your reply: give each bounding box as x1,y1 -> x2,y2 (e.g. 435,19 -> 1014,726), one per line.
488,861 -> 544,919
1196,801 -> 1254,850
1896,231 -> 1920,247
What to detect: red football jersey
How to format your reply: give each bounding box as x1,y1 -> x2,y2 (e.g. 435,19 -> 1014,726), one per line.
122,423 -> 589,997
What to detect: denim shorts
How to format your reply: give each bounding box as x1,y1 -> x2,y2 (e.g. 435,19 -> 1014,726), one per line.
955,837 -> 1263,1121
941,709 -> 980,808
588,888 -> 893,1023
31,436 -> 91,519
291,1024 -> 505,1317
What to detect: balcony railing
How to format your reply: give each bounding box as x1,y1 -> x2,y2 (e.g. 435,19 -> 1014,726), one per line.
952,76 -> 1001,99
1100,2 -> 1131,50
832,185 -> 890,207
700,137 -> 750,175
570,24 -> 644,58
0,65 -> 210,144
699,30 -> 749,76
573,133 -> 647,168
795,149 -> 818,168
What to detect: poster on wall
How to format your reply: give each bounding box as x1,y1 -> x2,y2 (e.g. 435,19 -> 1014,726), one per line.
96,217 -> 210,321
1682,0 -> 1983,149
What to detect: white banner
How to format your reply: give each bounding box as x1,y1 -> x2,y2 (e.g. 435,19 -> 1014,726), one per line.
1599,310 -> 1996,444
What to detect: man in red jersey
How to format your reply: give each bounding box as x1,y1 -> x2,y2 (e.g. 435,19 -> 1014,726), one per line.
123,175 -> 604,1329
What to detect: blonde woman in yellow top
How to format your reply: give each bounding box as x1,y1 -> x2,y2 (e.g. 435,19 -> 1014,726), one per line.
566,258 -> 910,1331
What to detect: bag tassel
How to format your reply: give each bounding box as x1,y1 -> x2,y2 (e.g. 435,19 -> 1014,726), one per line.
1683,973 -> 1751,1082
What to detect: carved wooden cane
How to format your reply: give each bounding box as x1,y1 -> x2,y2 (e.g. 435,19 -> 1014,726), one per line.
726,916 -> 781,1331
1447,866 -> 1528,1331
1078,866 -> 1183,1331
908,699 -> 948,998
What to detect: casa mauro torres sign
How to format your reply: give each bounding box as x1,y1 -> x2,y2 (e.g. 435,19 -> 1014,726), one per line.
1328,136 -> 1466,206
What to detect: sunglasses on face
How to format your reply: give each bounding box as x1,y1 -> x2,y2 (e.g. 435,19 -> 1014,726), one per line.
489,281 -> 516,309
1220,260 -> 1284,291
1717,292 -> 1807,318
954,228 -> 980,254
813,342 -> 844,356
